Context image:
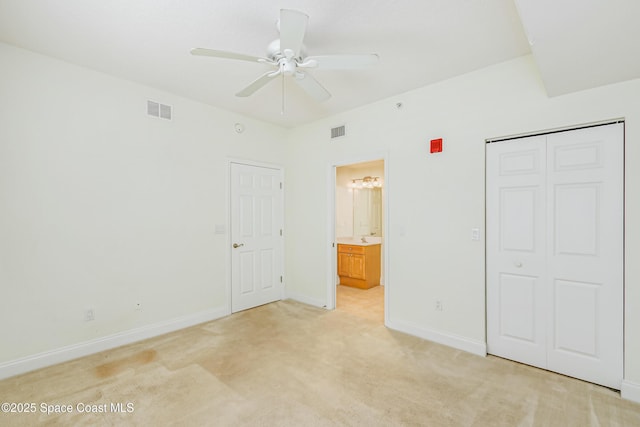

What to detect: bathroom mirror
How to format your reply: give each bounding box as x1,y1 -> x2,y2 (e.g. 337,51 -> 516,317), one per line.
353,187 -> 382,237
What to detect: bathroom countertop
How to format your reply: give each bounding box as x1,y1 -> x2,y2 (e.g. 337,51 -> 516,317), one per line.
336,237 -> 382,246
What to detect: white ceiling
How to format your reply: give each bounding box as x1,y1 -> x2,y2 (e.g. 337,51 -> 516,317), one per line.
0,0 -> 638,128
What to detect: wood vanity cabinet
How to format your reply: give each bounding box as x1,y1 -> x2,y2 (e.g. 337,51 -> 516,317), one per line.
337,244 -> 381,289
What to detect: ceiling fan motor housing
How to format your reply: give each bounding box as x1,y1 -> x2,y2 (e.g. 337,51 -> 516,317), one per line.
267,39 -> 305,62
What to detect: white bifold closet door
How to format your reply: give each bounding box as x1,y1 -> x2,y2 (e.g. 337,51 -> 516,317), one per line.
486,123 -> 623,389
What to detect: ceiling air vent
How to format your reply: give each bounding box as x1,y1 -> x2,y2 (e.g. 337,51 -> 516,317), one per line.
331,125 -> 346,139
147,100 -> 172,121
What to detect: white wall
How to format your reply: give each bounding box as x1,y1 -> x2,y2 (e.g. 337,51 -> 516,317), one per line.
0,42 -> 288,369
284,55 -> 640,390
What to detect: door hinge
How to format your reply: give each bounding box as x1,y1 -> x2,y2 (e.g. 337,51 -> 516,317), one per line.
280,229 -> 283,236
280,276 -> 283,283
280,182 -> 283,189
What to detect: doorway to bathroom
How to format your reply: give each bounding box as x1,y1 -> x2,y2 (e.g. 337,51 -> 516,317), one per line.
330,158 -> 387,324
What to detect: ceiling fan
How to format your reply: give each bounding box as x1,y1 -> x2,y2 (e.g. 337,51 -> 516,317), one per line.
190,9 -> 379,105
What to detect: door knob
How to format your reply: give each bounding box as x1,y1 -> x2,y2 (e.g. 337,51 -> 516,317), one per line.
514,261 -> 523,268
233,243 -> 244,248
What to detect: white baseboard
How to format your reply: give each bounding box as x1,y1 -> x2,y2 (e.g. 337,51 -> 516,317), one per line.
284,291 -> 326,309
0,306 -> 230,381
386,318 -> 487,357
621,380 -> 640,404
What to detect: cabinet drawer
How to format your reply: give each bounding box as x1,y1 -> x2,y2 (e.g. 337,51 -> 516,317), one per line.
337,244 -> 365,254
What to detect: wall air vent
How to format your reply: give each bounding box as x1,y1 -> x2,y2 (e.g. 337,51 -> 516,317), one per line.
147,100 -> 172,121
147,100 -> 159,117
159,103 -> 172,120
331,125 -> 346,139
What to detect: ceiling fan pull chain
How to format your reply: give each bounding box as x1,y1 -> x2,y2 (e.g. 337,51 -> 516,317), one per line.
281,72 -> 285,115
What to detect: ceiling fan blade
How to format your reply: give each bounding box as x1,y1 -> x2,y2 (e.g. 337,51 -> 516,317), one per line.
235,71 -> 279,97
279,9 -> 308,57
190,48 -> 271,64
302,54 -> 380,69
293,72 -> 331,102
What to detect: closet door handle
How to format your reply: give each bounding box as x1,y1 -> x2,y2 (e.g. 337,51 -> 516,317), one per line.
233,243 -> 244,248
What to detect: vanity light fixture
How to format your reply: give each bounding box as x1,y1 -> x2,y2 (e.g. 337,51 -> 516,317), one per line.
351,176 -> 382,189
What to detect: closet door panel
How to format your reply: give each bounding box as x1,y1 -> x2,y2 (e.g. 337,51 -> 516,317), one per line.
546,124 -> 623,389
486,135 -> 547,369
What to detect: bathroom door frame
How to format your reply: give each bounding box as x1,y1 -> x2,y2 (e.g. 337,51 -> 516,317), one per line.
326,151 -> 390,326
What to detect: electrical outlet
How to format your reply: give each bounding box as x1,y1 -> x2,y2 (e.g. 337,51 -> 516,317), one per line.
85,308 -> 95,322
435,300 -> 443,311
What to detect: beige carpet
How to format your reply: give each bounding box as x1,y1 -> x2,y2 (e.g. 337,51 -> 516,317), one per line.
1,288 -> 639,426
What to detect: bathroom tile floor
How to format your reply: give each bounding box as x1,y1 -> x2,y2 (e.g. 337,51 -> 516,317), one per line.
336,284 -> 384,323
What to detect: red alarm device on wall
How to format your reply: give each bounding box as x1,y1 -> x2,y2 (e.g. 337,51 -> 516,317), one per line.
430,138 -> 443,153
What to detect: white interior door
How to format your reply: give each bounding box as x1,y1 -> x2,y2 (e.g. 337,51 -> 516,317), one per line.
487,123 -> 624,389
230,162 -> 284,313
